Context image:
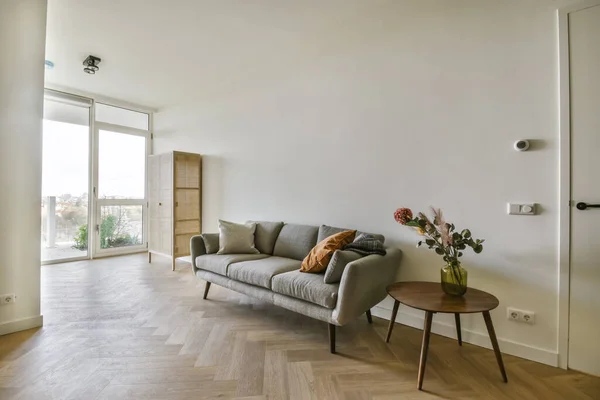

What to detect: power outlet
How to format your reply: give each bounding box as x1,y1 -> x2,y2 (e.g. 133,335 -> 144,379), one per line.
507,308 -> 522,322
522,310 -> 535,324
507,307 -> 535,324
0,294 -> 16,305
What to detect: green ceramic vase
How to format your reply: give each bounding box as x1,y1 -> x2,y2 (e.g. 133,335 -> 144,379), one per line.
441,263 -> 468,296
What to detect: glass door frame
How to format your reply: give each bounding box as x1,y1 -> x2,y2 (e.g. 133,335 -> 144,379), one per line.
41,90 -> 93,265
91,121 -> 151,258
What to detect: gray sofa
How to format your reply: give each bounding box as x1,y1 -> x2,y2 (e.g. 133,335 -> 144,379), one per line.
190,222 -> 402,353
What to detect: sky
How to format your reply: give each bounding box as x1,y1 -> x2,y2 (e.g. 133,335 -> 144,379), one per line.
42,120 -> 145,199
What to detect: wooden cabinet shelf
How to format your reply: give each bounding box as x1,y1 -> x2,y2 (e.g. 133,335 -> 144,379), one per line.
148,151 -> 202,270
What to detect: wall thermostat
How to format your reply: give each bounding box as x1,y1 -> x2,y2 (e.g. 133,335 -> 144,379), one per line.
514,140 -> 530,152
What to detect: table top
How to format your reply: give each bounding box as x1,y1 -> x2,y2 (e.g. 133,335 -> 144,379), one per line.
386,281 -> 499,314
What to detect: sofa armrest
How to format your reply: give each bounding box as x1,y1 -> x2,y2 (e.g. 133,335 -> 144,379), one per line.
190,235 -> 207,274
332,247 -> 402,326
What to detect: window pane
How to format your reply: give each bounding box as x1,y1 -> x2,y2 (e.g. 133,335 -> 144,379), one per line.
96,103 -> 149,130
98,130 -> 145,199
100,205 -> 143,249
44,99 -> 89,126
41,103 -> 89,262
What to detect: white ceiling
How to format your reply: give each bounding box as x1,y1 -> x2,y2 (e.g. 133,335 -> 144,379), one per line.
45,0 -> 375,110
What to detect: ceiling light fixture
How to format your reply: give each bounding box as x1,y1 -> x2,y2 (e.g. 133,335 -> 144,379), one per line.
83,55 -> 101,74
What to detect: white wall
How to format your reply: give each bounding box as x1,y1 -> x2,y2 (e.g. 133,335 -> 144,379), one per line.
154,0 -> 575,365
0,0 -> 47,335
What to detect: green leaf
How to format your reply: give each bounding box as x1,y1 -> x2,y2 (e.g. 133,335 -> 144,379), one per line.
418,219 -> 427,228
417,241 -> 422,247
452,232 -> 461,241
474,245 -> 483,254
458,252 -> 463,257
405,220 -> 420,227
435,248 -> 444,255
461,229 -> 471,238
425,239 -> 435,246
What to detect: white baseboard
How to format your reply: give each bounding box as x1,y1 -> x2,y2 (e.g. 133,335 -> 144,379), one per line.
0,315 -> 43,336
371,306 -> 558,367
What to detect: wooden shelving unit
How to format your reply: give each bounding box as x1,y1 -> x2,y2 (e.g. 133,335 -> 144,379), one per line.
148,151 -> 202,270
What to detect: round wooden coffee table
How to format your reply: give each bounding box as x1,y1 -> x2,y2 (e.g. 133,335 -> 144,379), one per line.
385,281 -> 507,390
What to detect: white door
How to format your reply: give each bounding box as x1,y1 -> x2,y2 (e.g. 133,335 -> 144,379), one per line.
568,3 -> 600,377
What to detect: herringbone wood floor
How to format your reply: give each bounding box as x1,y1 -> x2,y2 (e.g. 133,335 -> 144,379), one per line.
0,254 -> 599,400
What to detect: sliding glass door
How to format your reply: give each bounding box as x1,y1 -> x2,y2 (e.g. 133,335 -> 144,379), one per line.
93,125 -> 148,256
42,91 -> 151,263
92,103 -> 150,257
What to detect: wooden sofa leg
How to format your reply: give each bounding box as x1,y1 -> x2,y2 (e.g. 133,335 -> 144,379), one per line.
203,282 -> 211,300
328,324 -> 336,354
366,309 -> 373,324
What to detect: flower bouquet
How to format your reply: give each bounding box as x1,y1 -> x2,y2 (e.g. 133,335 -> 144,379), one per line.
394,207 -> 484,296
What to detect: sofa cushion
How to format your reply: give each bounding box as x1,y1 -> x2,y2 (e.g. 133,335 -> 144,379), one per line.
272,270 -> 339,309
228,256 -> 301,289
251,221 -> 284,255
272,223 -> 319,261
202,233 -> 220,254
195,254 -> 268,276
317,224 -> 385,244
217,220 -> 260,254
324,250 -> 363,284
300,230 -> 356,273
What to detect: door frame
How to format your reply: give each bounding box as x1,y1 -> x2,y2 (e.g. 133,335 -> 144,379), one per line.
91,121 -> 151,258
557,0 -> 600,370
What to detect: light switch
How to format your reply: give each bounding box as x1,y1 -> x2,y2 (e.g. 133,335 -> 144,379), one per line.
507,203 -> 536,215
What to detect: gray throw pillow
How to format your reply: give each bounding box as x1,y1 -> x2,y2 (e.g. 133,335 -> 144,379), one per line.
249,221 -> 284,254
324,250 -> 362,284
217,220 -> 259,254
202,233 -> 220,254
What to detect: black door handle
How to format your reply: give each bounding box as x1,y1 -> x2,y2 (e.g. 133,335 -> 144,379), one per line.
576,202 -> 600,210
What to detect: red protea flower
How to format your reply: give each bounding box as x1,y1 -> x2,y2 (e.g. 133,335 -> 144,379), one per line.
394,208 -> 413,225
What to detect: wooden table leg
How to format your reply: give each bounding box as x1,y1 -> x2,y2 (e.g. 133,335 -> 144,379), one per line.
455,313 -> 462,346
483,311 -> 508,383
386,300 -> 400,343
417,311 -> 434,390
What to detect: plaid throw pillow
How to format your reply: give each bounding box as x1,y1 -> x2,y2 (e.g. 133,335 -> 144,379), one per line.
343,233 -> 386,256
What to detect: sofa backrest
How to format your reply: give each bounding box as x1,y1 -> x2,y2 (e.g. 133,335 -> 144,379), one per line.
317,225 -> 385,244
272,223 -> 319,260
251,221 -> 284,255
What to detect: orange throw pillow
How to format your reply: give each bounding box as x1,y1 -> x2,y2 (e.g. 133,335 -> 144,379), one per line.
301,230 -> 357,273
